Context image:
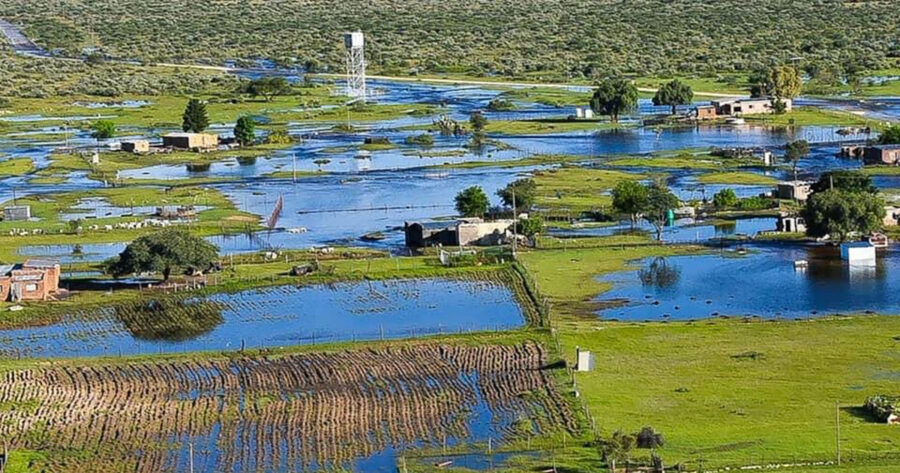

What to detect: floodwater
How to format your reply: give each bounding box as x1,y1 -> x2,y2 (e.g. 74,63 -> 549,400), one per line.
553,217 -> 776,244
596,243 -> 900,320
0,278 -> 525,358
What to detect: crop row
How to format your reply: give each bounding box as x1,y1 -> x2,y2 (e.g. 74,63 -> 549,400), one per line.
0,343 -> 575,472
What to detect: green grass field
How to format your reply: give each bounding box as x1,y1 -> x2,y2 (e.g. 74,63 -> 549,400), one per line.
517,238 -> 900,471
697,171 -> 778,185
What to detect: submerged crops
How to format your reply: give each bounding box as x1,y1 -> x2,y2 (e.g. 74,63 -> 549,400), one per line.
0,343 -> 576,472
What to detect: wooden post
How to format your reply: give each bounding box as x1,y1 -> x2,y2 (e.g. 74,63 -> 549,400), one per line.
836,400 -> 841,466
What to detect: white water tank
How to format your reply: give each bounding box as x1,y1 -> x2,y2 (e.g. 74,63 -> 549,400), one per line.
344,32 -> 364,49
584,109 -> 594,119
840,242 -> 876,263
576,348 -> 594,372
575,107 -> 584,118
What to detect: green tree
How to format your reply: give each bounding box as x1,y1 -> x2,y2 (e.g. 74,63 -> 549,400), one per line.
90,120 -> 116,145
599,430 -> 636,473
652,79 -> 694,115
246,77 -> 290,102
643,182 -> 680,241
233,116 -> 256,146
713,188 -> 738,209
109,229 -> 219,281
468,111 -> 488,149
811,170 -> 876,194
879,125 -> 900,144
182,99 -> 209,133
611,180 -> 649,228
497,178 -> 536,211
591,77 -> 639,124
784,139 -> 810,181
454,186 -> 490,218
752,66 -> 803,99
516,215 -> 543,238
803,190 -> 885,242
771,66 -> 803,99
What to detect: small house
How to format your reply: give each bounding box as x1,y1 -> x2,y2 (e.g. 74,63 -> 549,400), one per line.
777,213 -> 806,233
884,206 -> 900,227
776,181 -> 812,201
2,205 -> 31,221
708,97 -> 791,117
162,132 -> 219,151
863,145 -> 900,166
0,259 -> 61,302
404,218 -> 514,248
695,105 -> 718,120
121,140 -> 150,154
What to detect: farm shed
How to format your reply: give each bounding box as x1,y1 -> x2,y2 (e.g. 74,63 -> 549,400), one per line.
162,132 -> 219,150
2,205 -> 31,221
776,181 -> 812,201
121,140 -> 150,154
863,144 -> 900,166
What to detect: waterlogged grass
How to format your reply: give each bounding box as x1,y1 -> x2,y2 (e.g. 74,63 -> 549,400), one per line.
744,107 -> 874,128
605,154 -> 727,170
39,143 -> 293,182
533,166 -> 646,212
861,166 -> 900,176
520,236 -> 701,317
0,157 -> 35,177
697,171 -> 778,185
485,119 -> 616,135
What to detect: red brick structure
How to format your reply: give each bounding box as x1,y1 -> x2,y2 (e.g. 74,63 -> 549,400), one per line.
0,259 -> 61,302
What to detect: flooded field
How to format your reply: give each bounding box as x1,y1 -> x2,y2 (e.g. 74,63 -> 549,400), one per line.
0,278 -> 525,358
597,244 -> 900,320
0,343 -> 575,473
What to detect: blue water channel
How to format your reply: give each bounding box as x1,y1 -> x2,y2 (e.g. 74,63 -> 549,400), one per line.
0,278 -> 525,359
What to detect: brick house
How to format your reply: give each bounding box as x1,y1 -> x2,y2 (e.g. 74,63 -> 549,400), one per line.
0,259 -> 61,302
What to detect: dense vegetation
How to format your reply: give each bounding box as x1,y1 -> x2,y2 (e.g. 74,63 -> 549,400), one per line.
1,0 -> 897,79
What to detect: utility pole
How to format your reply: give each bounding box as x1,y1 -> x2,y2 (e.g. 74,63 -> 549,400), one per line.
836,400 -> 841,466
511,189 -> 517,260
189,442 -> 195,473
292,153 -> 297,183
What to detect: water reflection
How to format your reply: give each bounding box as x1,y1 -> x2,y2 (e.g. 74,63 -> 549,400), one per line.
598,244 -> 900,320
117,299 -> 224,341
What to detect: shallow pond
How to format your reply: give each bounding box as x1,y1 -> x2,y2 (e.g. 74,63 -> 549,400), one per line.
0,278 -> 525,358
597,244 -> 900,320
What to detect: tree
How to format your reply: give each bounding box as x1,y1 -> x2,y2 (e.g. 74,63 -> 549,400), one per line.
879,125 -> 900,144
751,66 -> 803,99
770,66 -> 803,99
454,186 -> 489,218
591,77 -> 639,124
182,99 -> 209,133
454,186 -> 490,217
652,79 -> 693,115
811,170 -> 876,195
803,190 -> 885,242
233,116 -> 256,146
497,178 -> 536,211
713,188 -> 738,209
468,111 -> 488,149
784,139 -> 810,181
599,430 -> 636,473
246,77 -> 290,102
611,180 -> 648,228
516,215 -> 543,238
643,182 -> 680,241
109,229 -> 219,281
90,120 -> 116,145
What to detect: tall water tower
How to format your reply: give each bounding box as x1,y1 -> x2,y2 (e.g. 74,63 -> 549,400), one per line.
343,31 -> 366,100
